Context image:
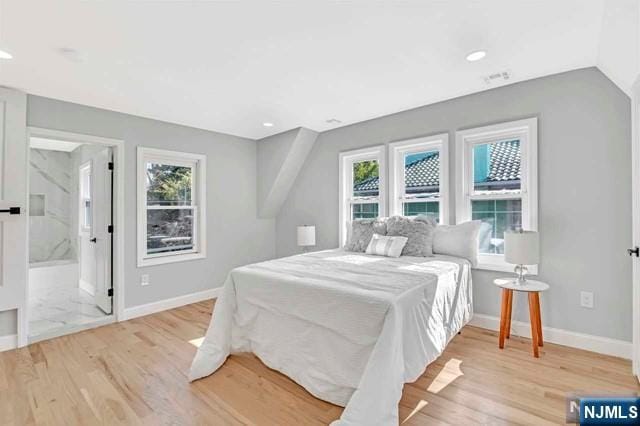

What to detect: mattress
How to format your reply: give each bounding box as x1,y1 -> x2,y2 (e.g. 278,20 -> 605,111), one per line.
189,248 -> 473,425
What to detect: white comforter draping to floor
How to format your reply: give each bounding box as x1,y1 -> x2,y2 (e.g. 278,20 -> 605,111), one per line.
189,249 -> 472,425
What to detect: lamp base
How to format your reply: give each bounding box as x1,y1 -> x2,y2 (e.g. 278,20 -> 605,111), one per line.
514,264 -> 529,285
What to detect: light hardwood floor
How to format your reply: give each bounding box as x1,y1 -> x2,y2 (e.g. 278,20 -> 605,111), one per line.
1,299 -> 637,425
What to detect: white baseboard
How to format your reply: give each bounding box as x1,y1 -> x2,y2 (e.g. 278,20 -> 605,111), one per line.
122,288 -> 221,321
79,279 -> 96,296
469,313 -> 632,360
0,334 -> 17,352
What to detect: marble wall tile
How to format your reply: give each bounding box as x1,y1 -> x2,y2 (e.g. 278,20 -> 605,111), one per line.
29,148 -> 77,263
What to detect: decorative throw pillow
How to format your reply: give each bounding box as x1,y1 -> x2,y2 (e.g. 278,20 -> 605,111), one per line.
432,220 -> 482,266
413,214 -> 438,227
386,216 -> 435,257
365,234 -> 408,258
345,218 -> 387,252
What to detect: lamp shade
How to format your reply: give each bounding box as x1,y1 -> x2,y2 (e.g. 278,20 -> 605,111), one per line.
297,225 -> 316,247
505,230 -> 539,265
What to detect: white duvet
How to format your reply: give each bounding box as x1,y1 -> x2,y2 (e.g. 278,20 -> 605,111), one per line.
189,249 -> 473,425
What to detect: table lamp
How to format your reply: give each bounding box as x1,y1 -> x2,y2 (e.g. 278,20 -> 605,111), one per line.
505,230 -> 539,284
297,225 -> 316,253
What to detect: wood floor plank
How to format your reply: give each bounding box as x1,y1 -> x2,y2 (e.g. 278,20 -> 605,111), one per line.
1,299 -> 638,425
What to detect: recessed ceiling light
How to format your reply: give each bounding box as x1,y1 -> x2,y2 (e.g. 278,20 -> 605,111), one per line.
0,50 -> 13,60
466,50 -> 487,62
263,122 -> 274,127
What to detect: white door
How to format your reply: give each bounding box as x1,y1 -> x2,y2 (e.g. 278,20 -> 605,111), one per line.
632,76 -> 640,380
92,148 -> 113,314
0,88 -> 28,345
78,161 -> 97,300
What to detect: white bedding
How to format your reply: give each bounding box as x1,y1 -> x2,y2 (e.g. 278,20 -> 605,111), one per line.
189,249 -> 473,425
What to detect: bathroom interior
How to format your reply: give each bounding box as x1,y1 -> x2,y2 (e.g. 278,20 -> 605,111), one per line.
28,136 -> 113,341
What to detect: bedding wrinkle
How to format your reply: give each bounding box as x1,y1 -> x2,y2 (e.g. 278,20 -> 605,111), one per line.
189,249 -> 473,425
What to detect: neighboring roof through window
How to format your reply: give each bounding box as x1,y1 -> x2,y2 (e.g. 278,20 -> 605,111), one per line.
353,140 -> 520,197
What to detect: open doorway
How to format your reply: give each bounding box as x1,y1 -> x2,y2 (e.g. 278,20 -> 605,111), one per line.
27,134 -> 116,342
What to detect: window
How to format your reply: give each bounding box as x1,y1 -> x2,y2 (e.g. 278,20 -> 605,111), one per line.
388,133 -> 449,223
137,147 -> 206,267
338,145 -> 386,245
79,162 -> 92,232
456,118 -> 538,272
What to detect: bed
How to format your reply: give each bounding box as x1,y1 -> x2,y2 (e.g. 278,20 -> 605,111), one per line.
189,248 -> 473,425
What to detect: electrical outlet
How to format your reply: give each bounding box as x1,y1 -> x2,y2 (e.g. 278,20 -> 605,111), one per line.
580,291 -> 594,309
141,274 -> 150,286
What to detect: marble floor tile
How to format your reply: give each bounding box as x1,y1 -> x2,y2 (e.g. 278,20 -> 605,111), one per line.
29,277 -> 108,338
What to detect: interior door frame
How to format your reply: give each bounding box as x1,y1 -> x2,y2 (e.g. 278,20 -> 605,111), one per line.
21,127 -> 125,347
632,76 -> 640,378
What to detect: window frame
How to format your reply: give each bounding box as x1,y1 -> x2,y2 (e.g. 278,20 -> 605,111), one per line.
388,133 -> 449,224
455,118 -> 538,272
79,161 -> 92,234
136,147 -> 207,267
338,145 -> 386,246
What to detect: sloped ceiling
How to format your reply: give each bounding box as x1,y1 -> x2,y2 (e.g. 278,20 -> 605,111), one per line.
597,0 -> 640,95
257,128 -> 318,218
0,1 -> 636,139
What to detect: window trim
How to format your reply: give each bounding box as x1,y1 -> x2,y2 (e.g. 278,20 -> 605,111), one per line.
388,133 -> 449,224
137,147 -> 207,267
338,145 -> 386,246
455,118 -> 538,273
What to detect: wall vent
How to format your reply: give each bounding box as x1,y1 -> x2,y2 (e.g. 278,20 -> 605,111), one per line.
483,70 -> 511,85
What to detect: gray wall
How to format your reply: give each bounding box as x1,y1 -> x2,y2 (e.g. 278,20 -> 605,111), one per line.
275,67 -> 633,341
0,311 -> 16,336
27,95 -> 277,309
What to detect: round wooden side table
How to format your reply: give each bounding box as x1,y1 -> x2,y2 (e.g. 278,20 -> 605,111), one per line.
494,278 -> 549,358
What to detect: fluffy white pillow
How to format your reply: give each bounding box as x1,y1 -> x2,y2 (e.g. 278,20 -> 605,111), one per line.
365,233 -> 408,258
345,218 -> 388,252
386,216 -> 435,257
432,221 -> 482,266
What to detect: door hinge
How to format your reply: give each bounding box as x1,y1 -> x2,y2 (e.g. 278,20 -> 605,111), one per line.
628,247 -> 639,257
108,224 -> 113,233
108,162 -> 114,171
107,288 -> 114,297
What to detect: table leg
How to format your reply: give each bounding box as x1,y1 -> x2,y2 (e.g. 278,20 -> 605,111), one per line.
499,289 -> 509,349
534,292 -> 543,346
528,292 -> 539,358
505,289 -> 513,339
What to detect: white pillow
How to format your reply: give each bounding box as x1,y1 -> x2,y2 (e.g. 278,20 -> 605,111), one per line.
432,221 -> 482,266
365,233 -> 408,258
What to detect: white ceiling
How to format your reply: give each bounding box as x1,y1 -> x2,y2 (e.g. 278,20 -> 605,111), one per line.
0,0 -> 636,140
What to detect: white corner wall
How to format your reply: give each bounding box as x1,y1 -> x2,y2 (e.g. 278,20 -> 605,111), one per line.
257,127 -> 318,218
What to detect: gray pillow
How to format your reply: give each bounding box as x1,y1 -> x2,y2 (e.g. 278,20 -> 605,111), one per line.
432,220 -> 482,266
345,218 -> 387,252
414,214 -> 438,227
386,216 -> 435,257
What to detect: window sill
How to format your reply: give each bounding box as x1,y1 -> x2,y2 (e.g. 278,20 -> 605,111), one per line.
474,262 -> 539,275
137,252 -> 205,268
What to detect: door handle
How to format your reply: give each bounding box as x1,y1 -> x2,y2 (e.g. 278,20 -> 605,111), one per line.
0,207 -> 20,215
628,247 -> 639,257
90,237 -> 97,243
